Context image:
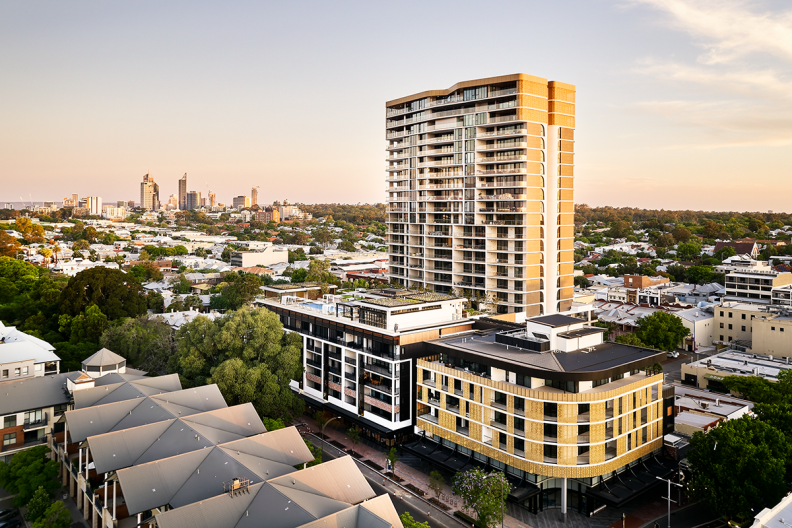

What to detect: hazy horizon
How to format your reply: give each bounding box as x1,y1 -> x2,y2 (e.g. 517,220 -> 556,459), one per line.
2,0 -> 791,212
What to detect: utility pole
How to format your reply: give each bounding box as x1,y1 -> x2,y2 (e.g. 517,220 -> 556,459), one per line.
656,475 -> 683,528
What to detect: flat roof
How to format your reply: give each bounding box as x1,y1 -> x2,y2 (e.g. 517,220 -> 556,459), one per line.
530,314 -> 584,328
428,331 -> 664,381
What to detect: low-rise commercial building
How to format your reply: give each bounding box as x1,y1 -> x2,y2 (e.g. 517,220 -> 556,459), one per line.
229,244 -> 289,268
680,350 -> 792,391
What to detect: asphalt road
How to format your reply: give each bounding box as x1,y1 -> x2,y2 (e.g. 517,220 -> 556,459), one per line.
663,349 -> 719,385
319,439 -> 465,528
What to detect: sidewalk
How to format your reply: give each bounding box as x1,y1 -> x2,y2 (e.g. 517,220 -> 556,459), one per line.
300,414 -> 531,528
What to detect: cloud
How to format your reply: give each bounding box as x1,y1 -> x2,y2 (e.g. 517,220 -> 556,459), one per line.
627,0 -> 792,148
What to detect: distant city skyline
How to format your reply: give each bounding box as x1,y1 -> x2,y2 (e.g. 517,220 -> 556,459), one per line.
2,1 -> 792,211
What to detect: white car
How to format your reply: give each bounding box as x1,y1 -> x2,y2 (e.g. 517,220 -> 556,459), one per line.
667,351 -> 680,359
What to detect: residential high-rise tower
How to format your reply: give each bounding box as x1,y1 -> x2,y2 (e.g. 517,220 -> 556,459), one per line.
386,74 -> 575,316
178,173 -> 187,210
251,186 -> 259,207
186,191 -> 201,210
140,173 -> 160,211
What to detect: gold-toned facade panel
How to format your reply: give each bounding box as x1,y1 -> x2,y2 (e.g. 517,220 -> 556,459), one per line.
559,287 -> 574,301
559,140 -> 575,152
518,79 -> 550,98
518,94 -> 549,111
518,108 -> 549,125
524,188 -> 545,200
524,122 -> 546,137
560,128 -> 575,141
558,201 -> 574,213
548,83 -> 576,102
559,275 -> 575,288
559,263 -> 575,276
548,101 -> 576,116
560,153 -> 574,165
525,150 -> 544,162
525,175 -> 546,187
386,73 -> 550,107
559,225 -> 575,238
558,176 -> 574,189
525,136 -> 545,149
549,114 -> 576,128
525,162 -> 545,175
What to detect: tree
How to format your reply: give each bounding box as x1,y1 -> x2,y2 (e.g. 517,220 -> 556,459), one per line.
687,417 -> 789,523
429,470 -> 445,499
31,501 -> 71,528
26,486 -> 51,522
194,247 -> 208,258
655,233 -> 675,248
170,307 -> 305,419
0,230 -> 21,258
100,316 -> 175,373
313,228 -> 334,247
672,226 -> 692,243
59,304 -> 109,342
714,246 -> 737,261
290,268 -> 308,282
615,333 -> 644,347
452,468 -> 512,528
338,240 -> 356,252
723,375 -> 782,405
676,241 -> 701,262
399,512 -> 430,528
574,275 -> 590,289
59,267 -> 146,320
170,273 -> 192,294
347,427 -> 361,453
384,447 -> 399,473
0,445 -> 59,507
634,311 -> 689,351
686,265 -> 715,285
128,261 -> 164,283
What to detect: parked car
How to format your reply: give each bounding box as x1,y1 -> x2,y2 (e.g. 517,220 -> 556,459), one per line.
667,351 -> 680,358
0,519 -> 21,528
0,511 -> 15,522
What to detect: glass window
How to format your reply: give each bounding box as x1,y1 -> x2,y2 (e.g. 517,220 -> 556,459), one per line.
14,368 -> 20,377
3,416 -> 16,428
1,370 -> 7,379
22,367 -> 28,376
3,433 -> 17,446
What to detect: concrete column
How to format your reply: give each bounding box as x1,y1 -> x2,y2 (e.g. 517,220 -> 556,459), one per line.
561,476 -> 567,522
78,448 -> 82,479
103,475 -> 108,508
77,475 -> 84,510
92,498 -> 98,528
83,488 -> 90,520
62,457 -> 68,486
112,480 -> 116,520
85,446 -> 90,479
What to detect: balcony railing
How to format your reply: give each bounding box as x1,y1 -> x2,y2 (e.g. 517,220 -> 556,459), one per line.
23,414 -> 48,431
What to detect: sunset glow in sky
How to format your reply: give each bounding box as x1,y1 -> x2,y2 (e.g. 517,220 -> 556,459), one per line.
2,0 -> 791,211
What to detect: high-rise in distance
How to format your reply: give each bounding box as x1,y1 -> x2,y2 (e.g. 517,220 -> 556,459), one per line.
178,173 -> 187,211
140,173 -> 160,211
386,74 -> 575,316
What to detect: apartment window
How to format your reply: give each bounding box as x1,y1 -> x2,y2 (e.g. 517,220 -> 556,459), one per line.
720,335 -> 724,341
719,323 -> 724,329
720,311 -> 724,316
729,336 -> 733,341
544,423 -> 557,439
3,433 -> 17,446
742,314 -> 746,320
772,327 -> 776,331
22,367 -> 28,376
54,404 -> 68,416
782,328 -> 785,332
1,370 -> 7,379
14,368 -> 20,377
728,324 -> 732,330
3,416 -> 16,428
742,326 -> 746,332
24,410 -> 42,425
729,312 -> 733,318
35,364 -> 41,371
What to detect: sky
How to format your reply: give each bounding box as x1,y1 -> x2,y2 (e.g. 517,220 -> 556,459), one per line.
1,0 -> 791,212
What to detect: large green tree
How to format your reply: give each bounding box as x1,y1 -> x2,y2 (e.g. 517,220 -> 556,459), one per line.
0,445 -> 60,507
634,311 -> 689,351
100,315 -> 175,373
58,267 -> 147,320
31,501 -> 71,528
451,468 -> 511,528
170,307 -> 305,419
687,417 -> 789,523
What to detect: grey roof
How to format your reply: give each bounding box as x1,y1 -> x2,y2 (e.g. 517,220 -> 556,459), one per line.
67,385 -> 228,442
87,404 -> 266,475
82,348 -> 126,367
220,427 -> 314,467
0,372 -> 79,415
74,373 -> 182,409
529,314 -> 585,328
154,457 -> 377,528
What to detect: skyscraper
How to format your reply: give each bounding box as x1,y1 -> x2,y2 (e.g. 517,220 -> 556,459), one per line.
385,74 -> 575,316
85,196 -> 102,216
140,173 -> 160,211
186,191 -> 201,210
232,195 -> 250,209
208,192 -> 216,208
251,186 -> 259,207
178,173 -> 187,210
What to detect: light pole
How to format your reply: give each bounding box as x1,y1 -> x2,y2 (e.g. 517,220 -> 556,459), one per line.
656,475 -> 683,528
320,416 -> 341,463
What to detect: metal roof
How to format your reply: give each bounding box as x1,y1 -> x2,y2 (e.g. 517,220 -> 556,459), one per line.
268,457 -> 375,505
0,372 -> 79,416
81,348 -> 126,367
220,427 -> 313,467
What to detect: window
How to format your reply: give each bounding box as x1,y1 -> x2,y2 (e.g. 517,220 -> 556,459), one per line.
772,327 -> 776,331
729,312 -> 733,318
782,328 -> 785,332
1,370 -> 7,379
729,336 -> 732,341
22,367 -> 28,376
742,326 -> 746,331
14,368 -> 20,377
720,311 -> 724,316
742,314 -> 746,320
728,324 -> 732,330
720,335 -> 724,341
3,416 -> 16,428
719,323 -> 724,329
35,364 -> 41,371
24,410 -> 42,425
54,404 -> 68,416
3,433 -> 17,446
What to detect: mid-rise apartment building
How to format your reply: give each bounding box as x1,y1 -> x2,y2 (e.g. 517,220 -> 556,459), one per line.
714,302 -> 792,354
140,173 -> 160,211
186,190 -> 201,210
233,195 -> 251,209
724,261 -> 792,304
411,314 -> 669,516
385,74 -> 576,316
260,288 -> 470,444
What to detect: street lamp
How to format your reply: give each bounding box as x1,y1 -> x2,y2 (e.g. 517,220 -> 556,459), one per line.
320,416 -> 341,463
484,472 -> 506,528
656,475 -> 683,528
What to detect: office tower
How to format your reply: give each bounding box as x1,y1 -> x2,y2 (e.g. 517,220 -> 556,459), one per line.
63,194 -> 79,208
386,74 -> 576,316
165,195 -> 177,210
85,196 -> 102,216
127,200 -> 135,209
116,200 -> 126,207
178,173 -> 187,210
5,203 -> 14,210
251,186 -> 259,207
208,192 -> 216,208
140,174 -> 160,211
233,195 -> 250,209
186,191 -> 201,210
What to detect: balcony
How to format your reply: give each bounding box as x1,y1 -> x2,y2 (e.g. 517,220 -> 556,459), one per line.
420,413 -> 439,424
365,379 -> 399,395
490,400 -> 508,411
344,372 -> 356,381
306,358 -> 322,368
479,128 -> 528,138
23,415 -> 48,431
422,378 -> 435,387
364,362 -> 395,377
456,426 -> 469,436
490,420 -> 508,431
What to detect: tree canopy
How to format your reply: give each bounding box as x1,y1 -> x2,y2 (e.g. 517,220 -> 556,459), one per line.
0,445 -> 60,507
169,307 -> 305,420
100,315 -> 175,373
451,468 -> 511,528
634,311 -> 689,351
59,267 -> 147,320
